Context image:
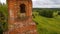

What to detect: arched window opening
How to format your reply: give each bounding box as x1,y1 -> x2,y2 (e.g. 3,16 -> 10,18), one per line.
20,4 -> 26,13
17,4 -> 26,20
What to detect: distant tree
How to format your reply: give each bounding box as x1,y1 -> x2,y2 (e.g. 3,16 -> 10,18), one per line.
39,9 -> 58,18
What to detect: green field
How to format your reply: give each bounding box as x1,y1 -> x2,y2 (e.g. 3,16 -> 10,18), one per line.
33,12 -> 60,34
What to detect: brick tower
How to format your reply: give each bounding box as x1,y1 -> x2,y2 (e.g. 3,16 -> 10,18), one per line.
7,0 -> 37,34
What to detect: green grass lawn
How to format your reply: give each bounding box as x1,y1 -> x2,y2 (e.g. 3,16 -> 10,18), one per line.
33,12 -> 60,34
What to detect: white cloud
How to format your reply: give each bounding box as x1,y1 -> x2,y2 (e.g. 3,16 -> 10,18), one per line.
51,0 -> 60,5
33,0 -> 60,8
32,0 -> 36,1
0,0 -> 6,4
34,5 -> 60,8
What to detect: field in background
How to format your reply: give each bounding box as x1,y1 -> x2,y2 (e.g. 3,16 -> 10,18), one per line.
33,8 -> 60,34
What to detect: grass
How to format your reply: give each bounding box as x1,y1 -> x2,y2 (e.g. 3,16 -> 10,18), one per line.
33,12 -> 60,34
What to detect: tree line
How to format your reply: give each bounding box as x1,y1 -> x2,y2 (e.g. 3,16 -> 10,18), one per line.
33,8 -> 60,18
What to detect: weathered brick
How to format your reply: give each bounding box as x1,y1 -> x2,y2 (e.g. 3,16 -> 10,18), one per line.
3,0 -> 37,34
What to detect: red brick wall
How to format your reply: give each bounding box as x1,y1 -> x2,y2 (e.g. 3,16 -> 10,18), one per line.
7,0 -> 37,34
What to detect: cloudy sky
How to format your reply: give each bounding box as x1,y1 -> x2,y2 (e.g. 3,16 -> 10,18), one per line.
0,0 -> 60,8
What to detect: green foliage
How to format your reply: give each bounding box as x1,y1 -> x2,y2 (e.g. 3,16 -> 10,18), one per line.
33,8 -> 58,18
58,11 -> 60,15
0,3 -> 8,32
33,11 -> 60,34
40,11 -> 58,18
0,2 -> 60,34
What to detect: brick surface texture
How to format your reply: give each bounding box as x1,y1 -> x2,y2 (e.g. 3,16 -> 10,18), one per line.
4,0 -> 37,34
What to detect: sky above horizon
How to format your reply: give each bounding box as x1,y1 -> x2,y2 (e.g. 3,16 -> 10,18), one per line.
0,0 -> 60,8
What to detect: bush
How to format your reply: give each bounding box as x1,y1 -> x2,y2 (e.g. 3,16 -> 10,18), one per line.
0,3 -> 8,33
53,11 -> 58,17
58,11 -> 60,15
0,11 -> 8,31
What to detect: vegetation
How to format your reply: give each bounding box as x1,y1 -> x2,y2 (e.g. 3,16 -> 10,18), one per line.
0,3 -> 8,33
0,2 -> 60,34
33,8 -> 59,18
58,11 -> 60,15
33,9 -> 60,34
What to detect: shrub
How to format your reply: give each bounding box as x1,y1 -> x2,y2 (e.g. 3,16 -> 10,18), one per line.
0,3 -> 8,33
0,11 -> 8,31
53,11 -> 58,17
58,11 -> 60,15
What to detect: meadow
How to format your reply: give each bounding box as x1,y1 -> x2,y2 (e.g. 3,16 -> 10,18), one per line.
33,9 -> 60,34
